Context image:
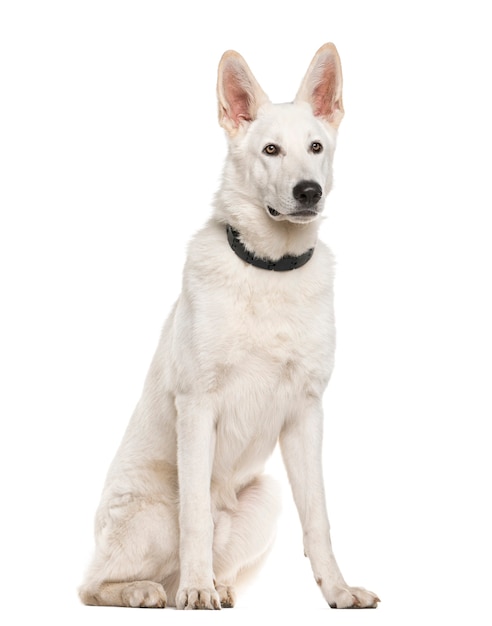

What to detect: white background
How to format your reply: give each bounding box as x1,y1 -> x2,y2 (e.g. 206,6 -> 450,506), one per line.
1,1 -> 491,624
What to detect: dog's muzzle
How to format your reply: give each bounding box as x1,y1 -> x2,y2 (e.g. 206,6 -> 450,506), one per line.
268,180 -> 323,221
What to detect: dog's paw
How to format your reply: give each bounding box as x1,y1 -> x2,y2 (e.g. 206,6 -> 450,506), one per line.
176,586 -> 221,610
215,583 -> 236,608
120,581 -> 167,608
326,585 -> 380,609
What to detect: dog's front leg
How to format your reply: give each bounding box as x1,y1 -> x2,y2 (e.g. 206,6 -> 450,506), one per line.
280,399 -> 380,609
175,394 -> 221,610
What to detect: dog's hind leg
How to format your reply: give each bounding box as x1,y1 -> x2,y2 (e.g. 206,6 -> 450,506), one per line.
212,475 -> 281,607
79,495 -> 179,608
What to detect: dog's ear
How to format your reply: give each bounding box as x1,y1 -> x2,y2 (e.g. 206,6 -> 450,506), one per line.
217,51 -> 270,134
295,43 -> 344,129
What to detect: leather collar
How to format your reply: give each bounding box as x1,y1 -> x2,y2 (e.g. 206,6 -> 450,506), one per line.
226,225 -> 315,271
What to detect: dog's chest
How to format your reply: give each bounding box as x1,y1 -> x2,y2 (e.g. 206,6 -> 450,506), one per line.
181,230 -> 335,396
208,277 -> 328,387
197,273 -> 328,441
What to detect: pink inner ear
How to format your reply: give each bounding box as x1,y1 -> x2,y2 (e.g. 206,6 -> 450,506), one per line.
312,59 -> 340,120
223,67 -> 253,125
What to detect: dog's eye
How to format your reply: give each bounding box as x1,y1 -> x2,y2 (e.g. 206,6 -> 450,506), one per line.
310,142 -> 323,154
263,144 -> 280,156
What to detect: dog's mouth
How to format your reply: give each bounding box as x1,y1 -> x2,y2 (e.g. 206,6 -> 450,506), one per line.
268,206 -> 319,223
290,209 -> 319,218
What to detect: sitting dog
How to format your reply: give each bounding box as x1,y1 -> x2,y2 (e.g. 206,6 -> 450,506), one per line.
80,43 -> 380,610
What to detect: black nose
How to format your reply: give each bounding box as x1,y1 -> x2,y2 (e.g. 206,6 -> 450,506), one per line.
293,180 -> 322,207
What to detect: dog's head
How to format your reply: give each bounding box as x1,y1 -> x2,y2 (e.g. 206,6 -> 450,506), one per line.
217,44 -> 343,225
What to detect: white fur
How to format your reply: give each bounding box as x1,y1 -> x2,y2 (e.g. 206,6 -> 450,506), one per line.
79,43 -> 379,610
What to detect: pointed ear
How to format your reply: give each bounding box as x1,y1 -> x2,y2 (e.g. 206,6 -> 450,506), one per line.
295,43 -> 344,128
217,51 -> 270,135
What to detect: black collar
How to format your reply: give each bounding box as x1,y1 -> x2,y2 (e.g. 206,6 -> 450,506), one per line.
226,225 -> 315,271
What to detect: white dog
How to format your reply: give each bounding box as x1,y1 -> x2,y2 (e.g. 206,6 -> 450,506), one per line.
80,43 -> 380,610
